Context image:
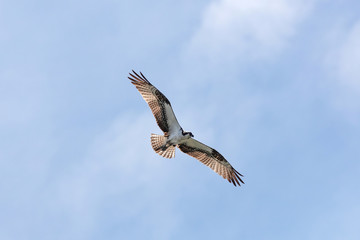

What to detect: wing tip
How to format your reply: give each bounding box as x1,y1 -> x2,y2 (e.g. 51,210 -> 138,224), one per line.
229,168 -> 244,187
128,70 -> 150,84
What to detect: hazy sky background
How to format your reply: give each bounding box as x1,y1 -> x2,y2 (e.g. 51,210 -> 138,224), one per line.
1,0 -> 360,239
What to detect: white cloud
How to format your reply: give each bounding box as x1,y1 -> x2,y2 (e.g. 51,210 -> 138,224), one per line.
324,20 -> 360,123
336,21 -> 360,91
186,0 -> 312,64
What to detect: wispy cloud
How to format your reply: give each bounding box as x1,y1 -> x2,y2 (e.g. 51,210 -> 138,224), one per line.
335,21 -> 360,91
324,19 -> 360,123
53,112 -> 182,239
185,0 -> 313,65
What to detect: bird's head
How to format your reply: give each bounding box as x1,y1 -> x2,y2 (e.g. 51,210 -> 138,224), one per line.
181,128 -> 194,138
185,131 -> 194,138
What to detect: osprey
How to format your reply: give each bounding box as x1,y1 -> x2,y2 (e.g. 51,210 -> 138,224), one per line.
128,71 -> 244,186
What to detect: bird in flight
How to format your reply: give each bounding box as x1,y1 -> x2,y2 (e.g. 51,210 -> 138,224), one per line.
128,70 -> 244,186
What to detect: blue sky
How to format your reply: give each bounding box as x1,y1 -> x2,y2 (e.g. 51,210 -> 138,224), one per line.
1,0 -> 360,239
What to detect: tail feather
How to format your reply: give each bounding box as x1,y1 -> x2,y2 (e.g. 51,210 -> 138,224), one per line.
150,133 -> 176,159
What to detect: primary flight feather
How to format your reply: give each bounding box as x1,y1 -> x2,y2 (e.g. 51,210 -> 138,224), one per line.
128,70 -> 244,186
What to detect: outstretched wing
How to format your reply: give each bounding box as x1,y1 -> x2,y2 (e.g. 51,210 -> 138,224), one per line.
178,138 -> 244,186
128,70 -> 181,134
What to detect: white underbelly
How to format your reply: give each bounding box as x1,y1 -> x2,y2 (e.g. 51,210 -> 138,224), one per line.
168,133 -> 187,145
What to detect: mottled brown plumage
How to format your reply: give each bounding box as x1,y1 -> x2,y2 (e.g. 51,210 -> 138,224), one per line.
178,138 -> 244,186
128,71 -> 172,133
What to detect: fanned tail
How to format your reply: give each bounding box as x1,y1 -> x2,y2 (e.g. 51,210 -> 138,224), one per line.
150,133 -> 176,159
